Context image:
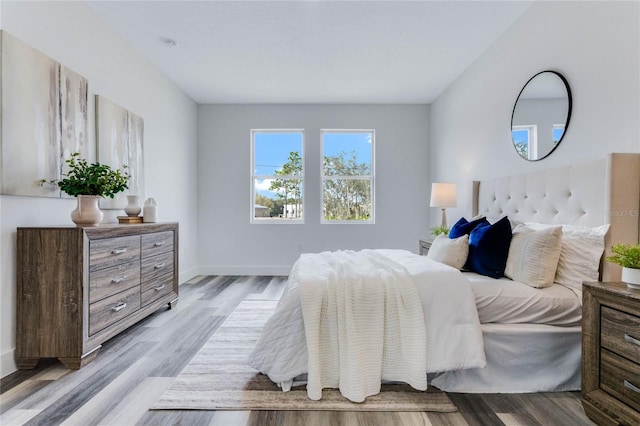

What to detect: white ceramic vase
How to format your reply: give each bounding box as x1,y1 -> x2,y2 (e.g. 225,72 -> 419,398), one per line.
143,198 -> 158,223
125,195 -> 142,217
621,267 -> 640,289
71,195 -> 104,226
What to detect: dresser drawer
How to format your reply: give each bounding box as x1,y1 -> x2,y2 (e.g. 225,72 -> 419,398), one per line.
601,349 -> 640,412
90,236 -> 140,272
601,306 -> 640,364
141,231 -> 174,258
141,273 -> 174,307
89,260 -> 140,303
89,286 -> 141,336
141,251 -> 174,283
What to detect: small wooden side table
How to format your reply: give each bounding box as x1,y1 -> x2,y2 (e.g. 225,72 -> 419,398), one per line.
419,239 -> 432,256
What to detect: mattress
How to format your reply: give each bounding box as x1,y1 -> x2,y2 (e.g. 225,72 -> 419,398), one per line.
463,272 -> 582,326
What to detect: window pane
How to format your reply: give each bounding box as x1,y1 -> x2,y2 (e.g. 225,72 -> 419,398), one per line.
323,132 -> 372,176
254,178 -> 303,220
254,132 -> 303,176
252,130 -> 303,223
323,179 -> 371,221
553,127 -> 564,143
512,129 -> 529,159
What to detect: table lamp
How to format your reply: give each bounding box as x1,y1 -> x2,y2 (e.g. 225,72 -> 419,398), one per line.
430,182 -> 457,228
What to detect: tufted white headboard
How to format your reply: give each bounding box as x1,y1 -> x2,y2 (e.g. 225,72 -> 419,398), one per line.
473,153 -> 640,282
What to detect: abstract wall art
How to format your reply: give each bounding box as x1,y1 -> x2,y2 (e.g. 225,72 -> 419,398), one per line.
1,30 -> 88,197
96,95 -> 144,209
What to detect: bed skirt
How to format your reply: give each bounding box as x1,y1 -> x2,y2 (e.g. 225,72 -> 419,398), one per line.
431,323 -> 581,393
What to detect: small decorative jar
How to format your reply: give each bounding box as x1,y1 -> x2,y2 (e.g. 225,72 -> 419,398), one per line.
124,195 -> 142,216
143,198 -> 158,223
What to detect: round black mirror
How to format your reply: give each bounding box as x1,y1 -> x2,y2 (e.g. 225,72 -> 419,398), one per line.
511,71 -> 572,161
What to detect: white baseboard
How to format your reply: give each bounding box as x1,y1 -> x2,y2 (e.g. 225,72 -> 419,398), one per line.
179,266 -> 201,284
1,348 -> 16,379
198,265 -> 292,276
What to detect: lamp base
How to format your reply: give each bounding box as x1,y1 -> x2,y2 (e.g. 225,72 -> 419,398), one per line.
441,208 -> 448,228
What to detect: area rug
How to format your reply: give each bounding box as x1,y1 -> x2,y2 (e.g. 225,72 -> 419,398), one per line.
151,299 -> 456,412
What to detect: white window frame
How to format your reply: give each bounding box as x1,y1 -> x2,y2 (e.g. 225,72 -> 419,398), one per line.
320,129 -> 375,224
512,125 -> 538,160
250,129 -> 305,224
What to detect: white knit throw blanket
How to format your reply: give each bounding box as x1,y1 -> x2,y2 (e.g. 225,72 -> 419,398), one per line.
295,250 -> 428,402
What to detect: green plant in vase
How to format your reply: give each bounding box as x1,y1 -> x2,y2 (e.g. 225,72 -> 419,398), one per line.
41,153 -> 129,225
430,225 -> 450,237
606,243 -> 640,289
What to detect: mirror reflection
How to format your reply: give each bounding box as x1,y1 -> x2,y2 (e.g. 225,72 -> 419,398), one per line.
511,71 -> 572,161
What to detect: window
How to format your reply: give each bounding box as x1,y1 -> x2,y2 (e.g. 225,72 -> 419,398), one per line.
512,125 -> 537,160
251,130 -> 304,223
553,124 -> 565,144
321,130 -> 374,223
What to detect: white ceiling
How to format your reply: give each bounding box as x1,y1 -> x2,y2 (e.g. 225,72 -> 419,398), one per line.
86,0 -> 533,104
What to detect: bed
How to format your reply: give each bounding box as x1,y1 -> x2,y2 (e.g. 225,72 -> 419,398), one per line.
248,153 -> 640,399
433,152 -> 640,393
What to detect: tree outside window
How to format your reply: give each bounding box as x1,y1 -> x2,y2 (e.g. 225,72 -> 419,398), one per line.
251,130 -> 304,223
321,130 -> 374,223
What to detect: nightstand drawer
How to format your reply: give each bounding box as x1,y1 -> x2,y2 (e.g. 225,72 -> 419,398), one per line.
419,239 -> 432,256
601,306 -> 640,364
601,349 -> 640,412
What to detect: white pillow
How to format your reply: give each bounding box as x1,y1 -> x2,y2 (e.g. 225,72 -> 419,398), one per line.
505,225 -> 563,288
524,223 -> 610,293
427,234 -> 469,270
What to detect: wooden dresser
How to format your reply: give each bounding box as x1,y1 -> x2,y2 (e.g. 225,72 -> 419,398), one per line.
16,223 -> 179,369
583,281 -> 640,425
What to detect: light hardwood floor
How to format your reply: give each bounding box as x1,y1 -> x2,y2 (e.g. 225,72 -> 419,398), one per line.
1,276 -> 595,426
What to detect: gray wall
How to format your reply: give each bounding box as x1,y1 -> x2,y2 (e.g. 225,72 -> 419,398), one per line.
197,104 -> 430,275
429,1 -> 640,224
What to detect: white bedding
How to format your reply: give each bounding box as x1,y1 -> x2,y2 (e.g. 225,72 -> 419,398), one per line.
299,250 -> 427,402
465,272 -> 582,326
247,249 -> 486,401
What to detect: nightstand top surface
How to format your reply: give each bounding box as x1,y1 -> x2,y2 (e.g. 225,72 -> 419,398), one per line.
583,281 -> 640,301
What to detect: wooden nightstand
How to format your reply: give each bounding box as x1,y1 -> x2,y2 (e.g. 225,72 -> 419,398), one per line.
582,281 -> 640,426
419,239 -> 432,256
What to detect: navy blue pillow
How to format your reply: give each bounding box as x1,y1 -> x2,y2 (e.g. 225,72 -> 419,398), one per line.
466,216 -> 512,278
449,217 -> 489,239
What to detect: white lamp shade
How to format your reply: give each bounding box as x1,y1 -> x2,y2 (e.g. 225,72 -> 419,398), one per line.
430,183 -> 457,208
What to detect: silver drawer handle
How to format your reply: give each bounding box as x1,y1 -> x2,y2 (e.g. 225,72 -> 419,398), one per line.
111,302 -> 127,312
111,275 -> 127,284
624,380 -> 640,394
154,242 -> 165,247
154,284 -> 166,291
624,334 -> 640,347
154,262 -> 165,269
111,248 -> 127,255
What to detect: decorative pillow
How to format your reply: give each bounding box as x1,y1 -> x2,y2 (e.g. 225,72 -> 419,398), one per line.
466,216 -> 513,278
505,225 -> 563,288
427,234 -> 469,269
449,216 -> 489,239
524,223 -> 610,294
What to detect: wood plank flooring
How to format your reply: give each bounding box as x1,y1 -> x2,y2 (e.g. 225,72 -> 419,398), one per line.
0,276 -> 595,426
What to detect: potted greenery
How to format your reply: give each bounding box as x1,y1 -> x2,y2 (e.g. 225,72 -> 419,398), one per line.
430,225 -> 450,237
42,153 -> 129,226
606,243 -> 640,289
